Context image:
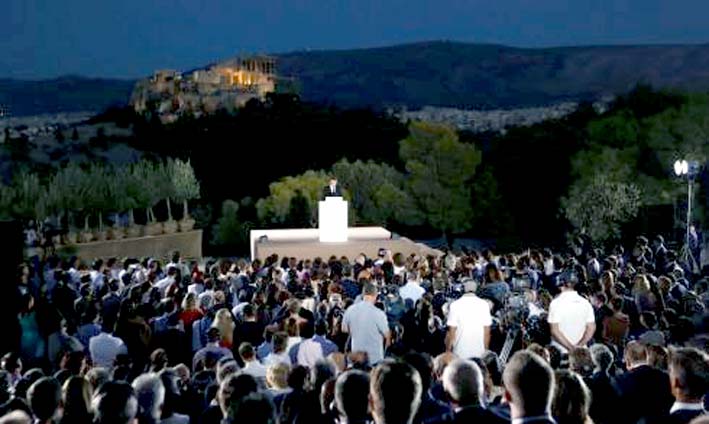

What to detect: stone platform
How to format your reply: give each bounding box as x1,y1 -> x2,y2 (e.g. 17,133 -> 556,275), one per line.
250,227 -> 441,261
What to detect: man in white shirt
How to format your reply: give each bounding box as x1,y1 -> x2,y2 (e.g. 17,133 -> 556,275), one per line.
547,270 -> 595,354
446,278 -> 492,359
238,342 -> 267,380
154,267 -> 177,296
399,271 -> 425,305
89,320 -> 128,369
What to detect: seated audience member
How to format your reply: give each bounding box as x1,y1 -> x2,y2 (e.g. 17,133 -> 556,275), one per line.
91,381 -> 138,424
552,370 -> 593,424
27,377 -> 61,424
403,352 -> 451,424
502,351 -> 555,424
586,344 -> 621,424
335,370 -> 370,424
158,369 -> 190,424
59,376 -> 92,424
131,373 -> 164,424
370,361 -> 422,424
665,348 -> 709,424
239,342 -> 268,383
613,341 -> 674,424
440,358 -> 504,423
224,392 -> 276,424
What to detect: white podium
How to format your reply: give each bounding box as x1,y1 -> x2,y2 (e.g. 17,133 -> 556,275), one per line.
319,197 -> 348,242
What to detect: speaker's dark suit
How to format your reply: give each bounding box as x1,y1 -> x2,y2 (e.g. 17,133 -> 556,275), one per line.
322,184 -> 342,199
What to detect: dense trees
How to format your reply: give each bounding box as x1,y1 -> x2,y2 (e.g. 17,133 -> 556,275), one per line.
8,86 -> 706,253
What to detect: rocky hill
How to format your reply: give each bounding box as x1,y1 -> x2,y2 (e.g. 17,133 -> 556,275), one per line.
3,41 -> 709,115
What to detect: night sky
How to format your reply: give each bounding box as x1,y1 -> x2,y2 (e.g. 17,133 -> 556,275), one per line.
3,0 -> 709,79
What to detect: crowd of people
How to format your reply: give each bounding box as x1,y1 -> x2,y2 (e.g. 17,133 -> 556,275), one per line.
0,234 -> 708,424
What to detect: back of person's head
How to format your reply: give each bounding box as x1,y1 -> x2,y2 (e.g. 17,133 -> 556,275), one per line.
85,367 -> 110,394
218,373 -> 258,416
61,376 -> 91,421
569,347 -> 594,378
27,377 -> 61,423
362,282 -> 378,297
315,319 -> 328,336
1,353 -> 21,375
224,392 -> 276,424
668,347 -> 709,401
272,332 -> 288,354
552,370 -> 591,424
403,352 -> 433,394
640,311 -> 657,329
217,359 -> 239,385
92,381 -> 138,424
370,361 -> 422,424
238,342 -> 255,362
526,343 -> 550,363
157,369 -> 181,418
624,341 -> 648,367
647,345 -> 669,370
589,344 -> 614,373
442,359 -> 484,407
131,373 -> 164,424
266,362 -> 290,390
335,370 -> 370,423
503,351 -> 555,417
432,352 -> 456,379
310,360 -> 336,391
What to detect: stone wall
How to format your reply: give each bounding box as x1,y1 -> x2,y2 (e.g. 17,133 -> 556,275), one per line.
56,230 -> 203,261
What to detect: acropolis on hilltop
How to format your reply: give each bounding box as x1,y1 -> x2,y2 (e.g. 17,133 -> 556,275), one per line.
130,55 -> 277,123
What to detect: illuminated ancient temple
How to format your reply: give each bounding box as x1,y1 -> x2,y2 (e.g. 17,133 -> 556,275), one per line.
130,55 -> 277,121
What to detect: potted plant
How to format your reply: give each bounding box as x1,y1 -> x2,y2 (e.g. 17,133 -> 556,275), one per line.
141,161 -> 164,236
172,158 -> 200,232
159,160 -> 178,234
87,165 -> 109,242
105,166 -> 126,241
125,162 -> 149,238
12,171 -> 46,239
50,164 -> 84,244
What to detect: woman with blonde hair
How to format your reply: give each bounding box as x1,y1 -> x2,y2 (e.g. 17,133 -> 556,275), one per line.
632,274 -> 657,313
211,308 -> 235,349
179,292 -> 203,329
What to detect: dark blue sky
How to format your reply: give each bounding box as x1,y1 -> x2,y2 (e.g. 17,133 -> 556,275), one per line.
3,0 -> 709,79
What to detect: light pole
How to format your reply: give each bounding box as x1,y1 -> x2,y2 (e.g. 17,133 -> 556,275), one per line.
673,159 -> 699,264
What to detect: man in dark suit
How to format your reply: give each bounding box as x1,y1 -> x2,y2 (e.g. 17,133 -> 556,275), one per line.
322,177 -> 342,199
664,347 -> 709,424
502,351 -> 556,424
613,341 -> 674,424
433,358 -> 503,424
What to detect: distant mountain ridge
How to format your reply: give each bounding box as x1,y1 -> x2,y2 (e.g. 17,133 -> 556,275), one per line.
0,76 -> 134,117
4,41 -> 709,116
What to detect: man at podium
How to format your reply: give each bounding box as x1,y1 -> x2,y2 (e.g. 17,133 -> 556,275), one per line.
322,176 -> 343,199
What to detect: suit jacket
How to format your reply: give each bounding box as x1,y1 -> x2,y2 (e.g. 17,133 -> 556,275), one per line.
431,405 -> 507,424
586,372 -> 622,424
613,365 -> 674,424
322,184 -> 342,198
664,408 -> 707,424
